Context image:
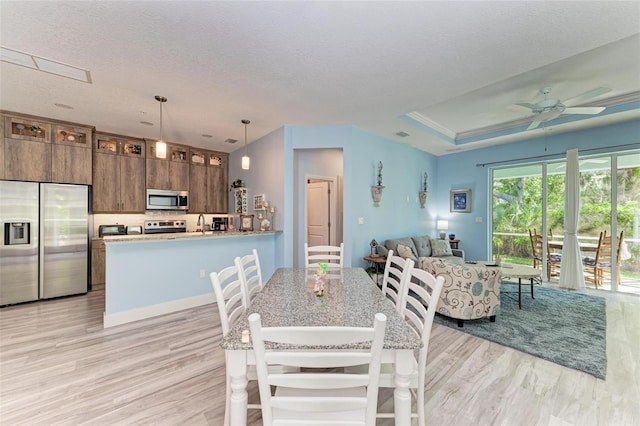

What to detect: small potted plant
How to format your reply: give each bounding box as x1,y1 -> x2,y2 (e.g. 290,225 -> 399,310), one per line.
229,179 -> 245,191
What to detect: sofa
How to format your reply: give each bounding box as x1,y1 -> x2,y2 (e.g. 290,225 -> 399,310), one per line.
376,235 -> 465,263
377,235 -> 501,327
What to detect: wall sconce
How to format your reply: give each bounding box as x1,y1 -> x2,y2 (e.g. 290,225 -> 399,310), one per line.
155,95 -> 167,159
371,161 -> 384,207
437,220 -> 449,240
419,172 -> 428,208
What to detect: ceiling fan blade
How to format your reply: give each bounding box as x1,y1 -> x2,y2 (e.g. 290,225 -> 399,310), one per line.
563,86 -> 611,107
527,121 -> 542,131
563,106 -> 606,115
515,102 -> 537,110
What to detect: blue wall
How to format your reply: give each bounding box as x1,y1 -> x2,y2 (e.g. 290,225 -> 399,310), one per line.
230,119 -> 639,269
231,125 -> 439,269
435,120 -> 640,261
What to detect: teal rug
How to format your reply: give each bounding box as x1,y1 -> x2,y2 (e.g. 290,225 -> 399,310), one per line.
433,284 -> 607,379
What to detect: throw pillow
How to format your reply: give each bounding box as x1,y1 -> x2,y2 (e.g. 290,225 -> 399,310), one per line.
430,239 -> 453,257
396,244 -> 417,261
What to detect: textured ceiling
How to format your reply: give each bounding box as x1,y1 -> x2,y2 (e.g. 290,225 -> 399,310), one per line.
1,1 -> 639,156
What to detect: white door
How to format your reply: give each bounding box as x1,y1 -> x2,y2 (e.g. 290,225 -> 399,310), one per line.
307,181 -> 330,246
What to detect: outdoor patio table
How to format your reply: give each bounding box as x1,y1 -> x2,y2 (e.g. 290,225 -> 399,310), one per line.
221,267 -> 422,425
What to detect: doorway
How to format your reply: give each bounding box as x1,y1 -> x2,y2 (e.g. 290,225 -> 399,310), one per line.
307,178 -> 337,246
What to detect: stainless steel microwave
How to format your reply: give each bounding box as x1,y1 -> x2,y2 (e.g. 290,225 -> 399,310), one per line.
146,189 -> 189,211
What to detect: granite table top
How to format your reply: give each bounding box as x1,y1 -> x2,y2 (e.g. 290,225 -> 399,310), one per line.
221,267 -> 422,351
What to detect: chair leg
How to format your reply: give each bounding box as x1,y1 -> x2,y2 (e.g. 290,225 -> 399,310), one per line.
224,372 -> 231,426
417,386 -> 426,426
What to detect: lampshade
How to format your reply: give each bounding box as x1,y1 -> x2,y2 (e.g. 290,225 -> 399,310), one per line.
241,154 -> 250,170
241,119 -> 250,170
437,220 -> 449,240
155,95 -> 167,159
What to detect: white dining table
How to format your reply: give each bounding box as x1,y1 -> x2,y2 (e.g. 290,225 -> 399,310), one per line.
221,267 -> 422,425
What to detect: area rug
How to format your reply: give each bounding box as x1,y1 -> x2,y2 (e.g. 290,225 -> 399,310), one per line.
433,284 -> 607,379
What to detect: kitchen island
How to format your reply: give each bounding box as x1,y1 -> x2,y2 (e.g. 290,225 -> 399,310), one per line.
102,230 -> 282,327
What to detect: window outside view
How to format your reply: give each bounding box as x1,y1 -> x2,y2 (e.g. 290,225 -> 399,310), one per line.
492,151 -> 640,294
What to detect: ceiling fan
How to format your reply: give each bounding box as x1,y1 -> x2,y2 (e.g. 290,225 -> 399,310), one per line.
516,86 -> 611,131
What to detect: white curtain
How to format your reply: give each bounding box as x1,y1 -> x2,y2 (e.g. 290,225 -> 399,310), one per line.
559,149 -> 586,290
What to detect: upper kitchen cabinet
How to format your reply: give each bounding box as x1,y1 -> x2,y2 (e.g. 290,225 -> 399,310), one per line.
2,113 -> 93,184
3,114 -> 52,182
189,150 -> 229,213
146,143 -> 190,191
51,124 -> 92,184
93,133 -> 146,213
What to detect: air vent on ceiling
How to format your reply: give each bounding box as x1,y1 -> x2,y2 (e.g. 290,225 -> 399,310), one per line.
224,138 -> 238,144
202,134 -> 213,138
1,46 -> 92,83
140,121 -> 153,126
395,131 -> 410,138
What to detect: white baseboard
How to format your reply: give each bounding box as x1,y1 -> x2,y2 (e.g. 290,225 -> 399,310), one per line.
103,293 -> 216,328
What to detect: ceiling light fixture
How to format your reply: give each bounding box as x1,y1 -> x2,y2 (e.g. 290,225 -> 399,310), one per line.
155,95 -> 167,159
241,119 -> 251,170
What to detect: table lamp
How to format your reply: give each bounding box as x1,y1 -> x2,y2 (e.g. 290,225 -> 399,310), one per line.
437,220 -> 448,240
370,239 -> 378,256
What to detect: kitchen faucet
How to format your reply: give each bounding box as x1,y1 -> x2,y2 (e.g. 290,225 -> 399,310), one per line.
196,214 -> 206,234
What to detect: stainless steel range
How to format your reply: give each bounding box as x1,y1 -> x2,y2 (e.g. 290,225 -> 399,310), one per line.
144,219 -> 186,234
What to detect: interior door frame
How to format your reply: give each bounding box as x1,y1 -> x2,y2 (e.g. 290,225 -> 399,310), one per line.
305,175 -> 338,247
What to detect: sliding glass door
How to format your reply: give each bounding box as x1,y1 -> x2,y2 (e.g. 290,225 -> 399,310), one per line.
491,150 -> 639,294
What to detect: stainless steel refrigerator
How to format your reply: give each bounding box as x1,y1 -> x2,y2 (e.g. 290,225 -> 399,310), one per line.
1,181 -> 89,305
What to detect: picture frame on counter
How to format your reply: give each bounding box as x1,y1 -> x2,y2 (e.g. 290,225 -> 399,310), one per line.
253,194 -> 265,210
239,214 -> 254,232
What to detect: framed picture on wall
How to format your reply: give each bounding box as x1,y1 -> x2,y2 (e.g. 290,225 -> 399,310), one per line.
239,214 -> 254,231
253,194 -> 265,210
450,189 -> 471,213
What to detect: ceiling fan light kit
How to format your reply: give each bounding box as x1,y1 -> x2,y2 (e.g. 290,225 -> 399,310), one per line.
516,86 -> 611,131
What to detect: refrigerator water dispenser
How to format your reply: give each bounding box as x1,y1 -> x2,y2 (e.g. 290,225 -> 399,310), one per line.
4,222 -> 30,245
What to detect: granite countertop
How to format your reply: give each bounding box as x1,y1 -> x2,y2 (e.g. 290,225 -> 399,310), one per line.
102,230 -> 280,243
221,268 -> 422,351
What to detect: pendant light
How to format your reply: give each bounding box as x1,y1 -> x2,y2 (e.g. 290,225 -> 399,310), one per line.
241,119 -> 250,170
155,95 -> 167,159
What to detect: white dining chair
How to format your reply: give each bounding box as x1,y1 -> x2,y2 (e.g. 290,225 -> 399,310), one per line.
380,249 -> 415,313
235,248 -> 264,303
248,312 -> 387,426
379,267 -> 444,426
304,242 -> 344,269
209,265 -> 254,426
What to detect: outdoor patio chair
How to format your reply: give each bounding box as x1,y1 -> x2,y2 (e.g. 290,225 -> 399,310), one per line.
583,230 -> 624,288
529,229 -> 561,279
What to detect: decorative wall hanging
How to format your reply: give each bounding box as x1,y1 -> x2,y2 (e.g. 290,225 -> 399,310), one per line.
450,189 -> 472,213
371,161 -> 385,207
419,172 -> 428,208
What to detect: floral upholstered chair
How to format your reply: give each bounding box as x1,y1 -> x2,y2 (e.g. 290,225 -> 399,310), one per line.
418,257 -> 502,327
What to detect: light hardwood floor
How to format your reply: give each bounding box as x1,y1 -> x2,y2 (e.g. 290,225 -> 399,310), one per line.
1,286 -> 638,425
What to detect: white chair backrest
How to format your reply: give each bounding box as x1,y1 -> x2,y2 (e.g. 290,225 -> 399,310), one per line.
209,265 -> 247,336
304,242 -> 344,269
249,312 -> 387,426
234,249 -> 264,303
400,267 -> 444,383
381,250 -> 414,313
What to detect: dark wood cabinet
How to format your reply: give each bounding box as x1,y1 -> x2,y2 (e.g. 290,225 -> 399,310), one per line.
91,239 -> 105,289
51,124 -> 92,184
92,133 -> 146,213
146,143 -> 190,190
189,150 -> 228,213
2,114 -> 93,184
3,115 -> 52,182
